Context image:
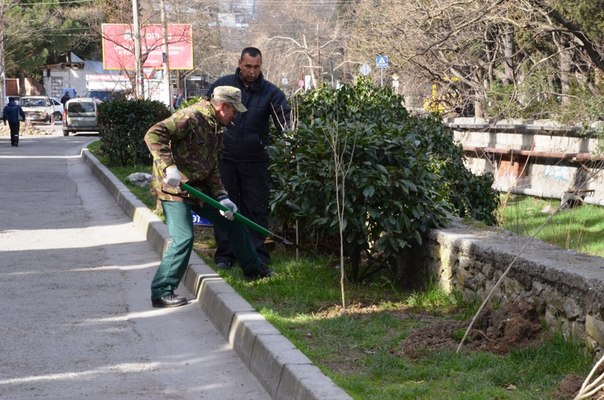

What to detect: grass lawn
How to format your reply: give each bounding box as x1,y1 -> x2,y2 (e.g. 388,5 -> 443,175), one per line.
88,141 -> 597,399
499,194 -> 604,257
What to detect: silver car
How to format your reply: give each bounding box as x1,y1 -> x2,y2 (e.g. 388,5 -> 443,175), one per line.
62,97 -> 102,136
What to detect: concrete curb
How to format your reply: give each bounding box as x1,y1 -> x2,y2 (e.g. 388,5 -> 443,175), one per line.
81,148 -> 352,400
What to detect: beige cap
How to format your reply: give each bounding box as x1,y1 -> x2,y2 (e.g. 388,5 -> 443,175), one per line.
212,86 -> 247,112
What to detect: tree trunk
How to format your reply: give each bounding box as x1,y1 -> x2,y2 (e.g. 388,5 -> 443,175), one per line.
556,33 -> 572,107
18,69 -> 26,96
474,100 -> 482,118
502,26 -> 515,85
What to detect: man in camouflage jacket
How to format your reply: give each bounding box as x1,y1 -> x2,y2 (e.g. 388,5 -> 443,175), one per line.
145,86 -> 273,308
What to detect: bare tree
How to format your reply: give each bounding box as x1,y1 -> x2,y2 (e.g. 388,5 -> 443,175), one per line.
248,1 -> 347,93
344,0 -> 604,119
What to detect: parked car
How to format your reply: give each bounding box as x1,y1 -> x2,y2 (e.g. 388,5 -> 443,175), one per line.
19,96 -> 57,124
50,97 -> 64,121
62,97 -> 102,136
84,89 -> 127,102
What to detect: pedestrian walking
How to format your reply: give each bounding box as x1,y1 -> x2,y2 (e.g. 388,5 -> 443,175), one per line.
60,91 -> 71,106
3,97 -> 26,147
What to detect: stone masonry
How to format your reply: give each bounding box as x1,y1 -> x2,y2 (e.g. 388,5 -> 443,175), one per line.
420,217 -> 604,354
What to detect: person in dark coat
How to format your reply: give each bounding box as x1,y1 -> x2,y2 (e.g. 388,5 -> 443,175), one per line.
206,47 -> 291,269
3,97 -> 26,147
60,92 -> 71,106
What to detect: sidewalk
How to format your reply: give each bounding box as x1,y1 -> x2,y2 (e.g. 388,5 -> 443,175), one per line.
82,147 -> 352,400
0,136 -> 271,400
0,135 -> 269,399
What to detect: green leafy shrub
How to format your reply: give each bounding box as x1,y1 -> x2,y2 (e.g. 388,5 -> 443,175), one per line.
269,78 -> 498,282
180,97 -> 202,109
97,99 -> 171,166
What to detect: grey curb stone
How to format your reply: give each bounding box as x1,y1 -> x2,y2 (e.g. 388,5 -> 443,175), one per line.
197,278 -> 257,337
250,334 -> 314,398
82,148 -> 352,400
278,364 -> 353,400
230,312 -> 282,366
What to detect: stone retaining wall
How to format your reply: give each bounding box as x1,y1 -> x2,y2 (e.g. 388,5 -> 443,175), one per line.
421,218 -> 604,354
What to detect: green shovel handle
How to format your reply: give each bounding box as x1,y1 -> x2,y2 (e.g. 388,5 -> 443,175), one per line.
181,182 -> 272,238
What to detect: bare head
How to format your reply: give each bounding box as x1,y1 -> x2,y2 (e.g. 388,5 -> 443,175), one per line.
238,47 -> 263,85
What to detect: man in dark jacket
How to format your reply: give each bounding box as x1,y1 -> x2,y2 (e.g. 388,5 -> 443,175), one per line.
60,92 -> 71,106
3,97 -> 26,147
207,47 -> 291,269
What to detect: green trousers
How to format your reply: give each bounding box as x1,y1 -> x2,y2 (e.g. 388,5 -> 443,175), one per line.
151,200 -> 261,299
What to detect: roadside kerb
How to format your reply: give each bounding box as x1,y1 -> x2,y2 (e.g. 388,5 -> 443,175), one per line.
81,148 -> 352,400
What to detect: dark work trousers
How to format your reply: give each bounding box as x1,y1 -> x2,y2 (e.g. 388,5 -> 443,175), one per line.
150,200 -> 261,300
213,159 -> 270,265
8,121 -> 20,146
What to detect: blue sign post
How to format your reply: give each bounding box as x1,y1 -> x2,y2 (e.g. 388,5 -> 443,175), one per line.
375,55 -> 389,68
376,55 -> 389,86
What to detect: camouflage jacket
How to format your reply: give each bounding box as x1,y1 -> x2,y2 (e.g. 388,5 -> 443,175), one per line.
144,99 -> 227,204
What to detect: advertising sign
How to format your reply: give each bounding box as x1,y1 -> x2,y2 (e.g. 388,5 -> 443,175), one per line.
102,24 -> 193,70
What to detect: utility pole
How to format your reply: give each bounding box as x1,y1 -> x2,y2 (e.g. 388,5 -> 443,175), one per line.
132,0 -> 143,98
0,0 -> 6,111
159,0 -> 172,109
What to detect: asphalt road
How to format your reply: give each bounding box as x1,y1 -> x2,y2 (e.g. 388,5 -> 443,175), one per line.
0,127 -> 270,399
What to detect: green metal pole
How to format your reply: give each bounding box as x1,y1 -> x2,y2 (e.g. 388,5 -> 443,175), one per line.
181,182 -> 292,245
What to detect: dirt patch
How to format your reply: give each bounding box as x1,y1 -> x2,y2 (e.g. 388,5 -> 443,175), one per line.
0,124 -> 50,136
399,300 -> 543,357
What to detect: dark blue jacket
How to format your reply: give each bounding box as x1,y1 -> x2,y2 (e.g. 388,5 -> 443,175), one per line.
3,101 -> 25,123
207,69 -> 291,162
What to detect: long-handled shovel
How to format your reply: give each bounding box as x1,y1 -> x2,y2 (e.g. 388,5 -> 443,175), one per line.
181,182 -> 294,246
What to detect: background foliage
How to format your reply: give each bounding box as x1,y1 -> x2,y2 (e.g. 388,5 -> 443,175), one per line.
97,99 -> 171,166
269,78 -> 499,282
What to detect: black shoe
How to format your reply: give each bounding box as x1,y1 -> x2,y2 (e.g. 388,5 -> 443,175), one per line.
245,264 -> 274,280
215,261 -> 233,270
151,294 -> 188,308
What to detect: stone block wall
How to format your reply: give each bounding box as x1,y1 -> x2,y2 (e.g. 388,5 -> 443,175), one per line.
421,218 -> 604,354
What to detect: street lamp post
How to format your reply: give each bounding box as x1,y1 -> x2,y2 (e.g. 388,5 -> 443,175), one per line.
0,0 -> 6,110
132,0 -> 143,98
159,0 -> 172,110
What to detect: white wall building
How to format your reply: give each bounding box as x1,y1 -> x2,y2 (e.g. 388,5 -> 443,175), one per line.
42,52 -> 172,106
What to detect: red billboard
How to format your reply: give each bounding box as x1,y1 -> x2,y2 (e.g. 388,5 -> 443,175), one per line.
102,24 -> 193,70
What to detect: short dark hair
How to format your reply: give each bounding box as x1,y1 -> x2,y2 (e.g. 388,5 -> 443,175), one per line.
241,47 -> 262,60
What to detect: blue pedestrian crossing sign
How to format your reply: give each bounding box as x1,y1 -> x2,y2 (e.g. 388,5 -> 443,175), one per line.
376,55 -> 389,69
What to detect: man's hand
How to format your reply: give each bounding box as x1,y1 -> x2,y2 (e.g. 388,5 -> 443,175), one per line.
217,196 -> 238,220
163,165 -> 181,188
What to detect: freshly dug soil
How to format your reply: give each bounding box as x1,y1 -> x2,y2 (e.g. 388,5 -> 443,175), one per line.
399,300 -> 543,357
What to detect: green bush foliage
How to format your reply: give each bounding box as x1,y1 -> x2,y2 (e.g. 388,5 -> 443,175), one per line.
180,97 -> 202,109
97,99 -> 171,166
269,78 -> 498,282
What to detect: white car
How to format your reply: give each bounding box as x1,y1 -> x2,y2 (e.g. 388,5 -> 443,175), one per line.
50,97 -> 64,122
20,96 -> 62,124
